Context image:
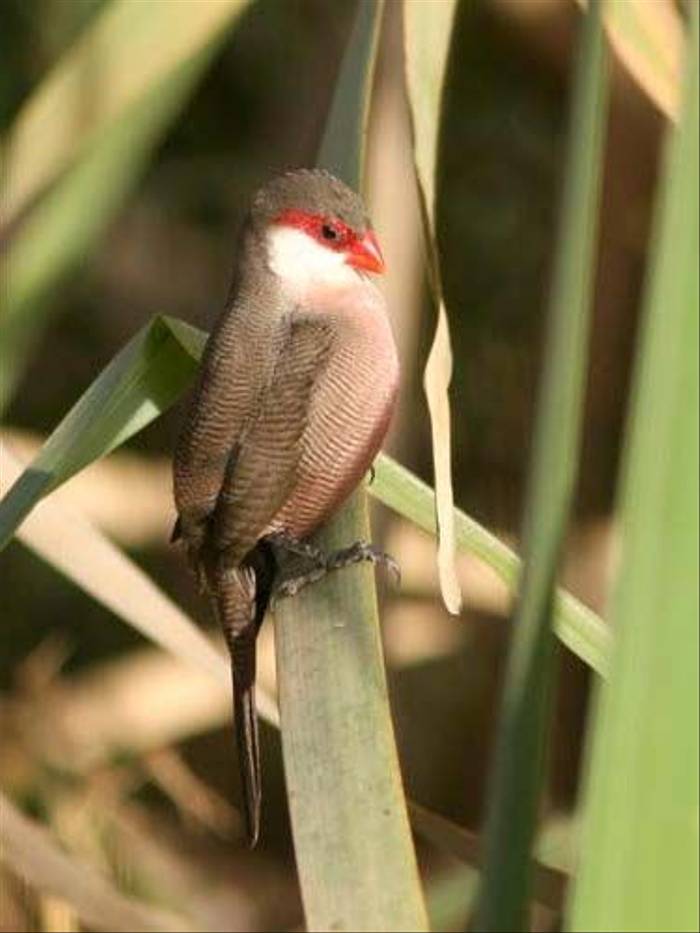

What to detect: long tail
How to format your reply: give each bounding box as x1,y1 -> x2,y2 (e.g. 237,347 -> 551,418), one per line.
232,624 -> 261,846
214,566 -> 261,846
213,544 -> 276,847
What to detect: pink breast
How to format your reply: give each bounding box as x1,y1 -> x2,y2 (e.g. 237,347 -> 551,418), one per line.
270,300 -> 399,540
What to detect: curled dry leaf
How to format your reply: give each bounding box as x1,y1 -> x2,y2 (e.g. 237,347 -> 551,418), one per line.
403,0 -> 462,615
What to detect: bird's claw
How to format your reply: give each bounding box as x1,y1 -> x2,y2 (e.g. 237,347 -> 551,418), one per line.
325,540 -> 401,587
271,538 -> 401,604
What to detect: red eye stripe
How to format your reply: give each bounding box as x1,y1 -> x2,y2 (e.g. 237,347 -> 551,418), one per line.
272,208 -> 357,251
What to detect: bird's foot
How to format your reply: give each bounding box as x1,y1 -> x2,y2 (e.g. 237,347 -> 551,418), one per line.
271,537 -> 400,602
273,565 -> 328,600
325,540 -> 401,585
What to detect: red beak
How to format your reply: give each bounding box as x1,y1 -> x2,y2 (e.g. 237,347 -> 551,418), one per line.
346,229 -> 385,275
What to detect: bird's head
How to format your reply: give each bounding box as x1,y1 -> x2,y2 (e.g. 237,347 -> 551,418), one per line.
251,169 -> 384,295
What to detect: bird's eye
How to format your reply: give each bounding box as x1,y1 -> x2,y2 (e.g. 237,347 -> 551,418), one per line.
321,223 -> 339,241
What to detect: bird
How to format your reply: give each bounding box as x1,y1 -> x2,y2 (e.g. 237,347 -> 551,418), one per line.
172,168 -> 400,846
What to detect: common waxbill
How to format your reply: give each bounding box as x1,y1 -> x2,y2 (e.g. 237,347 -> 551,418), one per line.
173,169 -> 399,846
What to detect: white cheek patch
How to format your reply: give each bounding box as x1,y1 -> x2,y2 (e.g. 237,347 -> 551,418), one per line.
266,225 -> 358,298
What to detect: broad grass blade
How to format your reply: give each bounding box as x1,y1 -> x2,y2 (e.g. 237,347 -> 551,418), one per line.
274,2 -> 428,928
569,9 -> 699,929
315,0 -> 382,193
475,3 -> 609,928
0,316 -> 203,550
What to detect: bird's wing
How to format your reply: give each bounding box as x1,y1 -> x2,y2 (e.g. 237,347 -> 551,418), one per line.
207,313 -> 336,566
173,296 -> 284,550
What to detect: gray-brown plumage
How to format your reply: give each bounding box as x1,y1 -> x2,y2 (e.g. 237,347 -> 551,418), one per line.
173,169 -> 399,846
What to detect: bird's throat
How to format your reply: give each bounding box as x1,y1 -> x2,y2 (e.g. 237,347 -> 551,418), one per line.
266,225 -> 361,303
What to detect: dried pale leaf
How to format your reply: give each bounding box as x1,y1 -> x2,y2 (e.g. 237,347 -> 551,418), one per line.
104,804 -> 274,931
144,749 -> 238,836
38,895 -> 77,933
0,791 -> 192,933
576,0 -> 682,120
404,0 -> 461,614
0,441 -> 279,727
39,639 -> 276,772
4,428 -> 172,547
403,0 -> 458,238
423,303 -> 461,614
53,652 -> 230,770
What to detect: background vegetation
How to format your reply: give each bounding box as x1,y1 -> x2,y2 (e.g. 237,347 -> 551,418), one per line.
1,1 -> 696,931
